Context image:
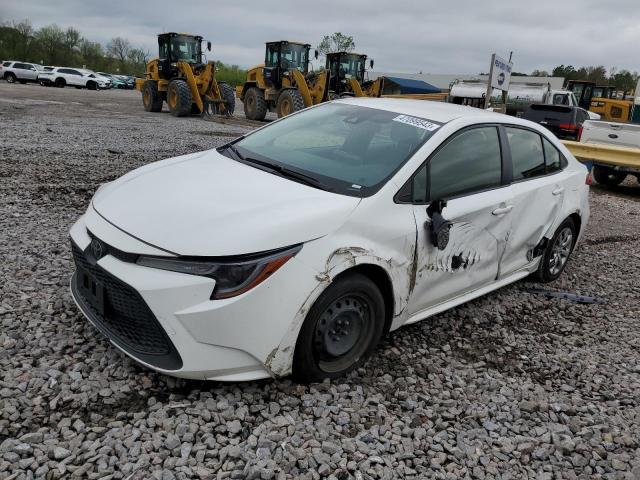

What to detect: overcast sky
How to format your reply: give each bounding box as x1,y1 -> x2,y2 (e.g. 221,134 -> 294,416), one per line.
2,0 -> 639,74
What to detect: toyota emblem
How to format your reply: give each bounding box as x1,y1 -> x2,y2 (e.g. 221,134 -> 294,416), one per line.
90,238 -> 105,260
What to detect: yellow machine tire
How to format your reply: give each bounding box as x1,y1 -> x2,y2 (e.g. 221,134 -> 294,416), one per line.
243,87 -> 267,121
142,81 -> 163,112
167,79 -> 193,117
219,82 -> 235,116
276,89 -> 304,118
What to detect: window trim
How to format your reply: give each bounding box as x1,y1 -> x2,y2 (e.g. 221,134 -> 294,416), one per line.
502,124 -> 568,185
394,123 -> 508,205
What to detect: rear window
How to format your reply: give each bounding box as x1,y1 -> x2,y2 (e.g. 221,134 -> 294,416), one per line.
3,61 -> 13,67
523,104 -> 575,124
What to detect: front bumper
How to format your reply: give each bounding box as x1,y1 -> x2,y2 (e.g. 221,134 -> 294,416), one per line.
68,211 -> 321,381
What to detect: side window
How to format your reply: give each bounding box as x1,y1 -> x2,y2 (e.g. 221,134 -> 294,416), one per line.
58,69 -> 69,74
429,126 -> 502,200
14,63 -> 25,69
69,70 -> 81,76
506,127 -> 546,180
543,138 -> 567,172
411,164 -> 428,203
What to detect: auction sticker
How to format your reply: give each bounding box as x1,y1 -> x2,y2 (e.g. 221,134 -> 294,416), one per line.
392,114 -> 440,131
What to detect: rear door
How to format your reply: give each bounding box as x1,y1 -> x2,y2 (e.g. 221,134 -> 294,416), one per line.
404,125 -> 514,315
499,127 -> 568,277
23,64 -> 38,81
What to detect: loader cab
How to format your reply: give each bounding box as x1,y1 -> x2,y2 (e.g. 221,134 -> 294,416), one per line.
263,41 -> 310,88
326,52 -> 370,95
566,80 -> 596,110
157,33 -> 205,79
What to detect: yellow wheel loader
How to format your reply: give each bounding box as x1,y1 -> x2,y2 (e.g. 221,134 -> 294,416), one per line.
136,32 -> 234,117
236,41 -> 330,120
326,51 -> 382,98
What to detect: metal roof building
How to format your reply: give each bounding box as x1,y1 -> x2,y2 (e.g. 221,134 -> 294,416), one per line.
368,72 -> 565,91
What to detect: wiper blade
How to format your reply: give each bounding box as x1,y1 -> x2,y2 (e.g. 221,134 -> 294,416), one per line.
221,144 -> 331,192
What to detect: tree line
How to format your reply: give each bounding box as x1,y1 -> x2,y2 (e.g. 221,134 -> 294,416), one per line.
0,19 -> 248,84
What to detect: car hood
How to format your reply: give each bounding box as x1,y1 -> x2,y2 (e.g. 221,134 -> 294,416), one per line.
92,149 -> 361,256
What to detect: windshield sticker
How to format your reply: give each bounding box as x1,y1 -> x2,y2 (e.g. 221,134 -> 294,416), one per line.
392,115 -> 440,131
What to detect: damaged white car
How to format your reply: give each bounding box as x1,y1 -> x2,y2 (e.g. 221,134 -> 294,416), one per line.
69,98 -> 589,382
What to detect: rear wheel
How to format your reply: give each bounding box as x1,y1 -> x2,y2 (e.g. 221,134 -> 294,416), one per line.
167,79 -> 192,117
5,73 -> 16,84
54,78 -> 66,88
592,165 -> 626,186
243,87 -> 267,121
218,82 -> 235,116
142,80 -> 163,112
292,273 -> 385,382
535,218 -> 576,283
276,89 -> 304,118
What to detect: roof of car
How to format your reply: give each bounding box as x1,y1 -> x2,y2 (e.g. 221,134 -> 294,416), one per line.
336,97 -> 505,123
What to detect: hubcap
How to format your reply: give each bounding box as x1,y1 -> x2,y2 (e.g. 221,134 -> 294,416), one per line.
281,99 -> 291,116
549,227 -> 573,276
313,294 -> 372,373
143,90 -> 150,105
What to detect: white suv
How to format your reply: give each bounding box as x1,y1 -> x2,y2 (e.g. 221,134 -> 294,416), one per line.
38,67 -> 110,90
1,61 -> 46,84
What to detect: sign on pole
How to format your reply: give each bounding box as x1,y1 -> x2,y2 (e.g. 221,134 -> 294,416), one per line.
485,53 -> 514,110
490,54 -> 513,90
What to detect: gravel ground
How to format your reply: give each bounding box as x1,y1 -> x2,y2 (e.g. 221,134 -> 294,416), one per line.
1,82 -> 640,480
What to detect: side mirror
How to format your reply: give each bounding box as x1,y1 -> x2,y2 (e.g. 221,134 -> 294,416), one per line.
314,49 -> 319,60
207,41 -> 212,52
426,200 -> 452,250
369,59 -> 374,69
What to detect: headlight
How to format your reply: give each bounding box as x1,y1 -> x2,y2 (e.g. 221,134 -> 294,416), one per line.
136,245 -> 302,299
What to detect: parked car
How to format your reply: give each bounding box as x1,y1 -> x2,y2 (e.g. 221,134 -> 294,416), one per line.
69,99 -> 589,382
115,74 -> 136,89
38,67 -> 110,90
522,104 -> 591,141
96,72 -> 127,89
77,69 -> 112,89
580,119 -> 640,186
1,61 -> 48,84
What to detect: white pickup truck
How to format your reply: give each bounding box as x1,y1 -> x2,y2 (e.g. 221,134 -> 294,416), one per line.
580,120 -> 640,185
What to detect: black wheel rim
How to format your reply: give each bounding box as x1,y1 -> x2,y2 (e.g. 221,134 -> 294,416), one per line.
313,293 -> 374,373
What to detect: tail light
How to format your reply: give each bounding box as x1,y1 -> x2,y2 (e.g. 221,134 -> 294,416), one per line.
577,125 -> 583,141
585,170 -> 593,185
559,123 -> 578,131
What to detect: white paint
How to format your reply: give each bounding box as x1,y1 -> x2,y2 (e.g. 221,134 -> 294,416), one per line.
69,98 -> 590,381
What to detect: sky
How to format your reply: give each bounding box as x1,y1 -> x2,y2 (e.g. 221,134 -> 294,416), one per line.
2,0 -> 639,75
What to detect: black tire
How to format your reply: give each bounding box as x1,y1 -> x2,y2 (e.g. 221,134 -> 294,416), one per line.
592,165 -> 626,186
19,79 -> 27,84
219,82 -> 235,116
142,81 -> 163,112
5,73 -> 16,84
535,218 -> 576,283
54,78 -> 66,88
167,79 -> 192,117
292,273 -> 386,383
86,81 -> 97,90
243,86 -> 267,121
276,89 -> 304,118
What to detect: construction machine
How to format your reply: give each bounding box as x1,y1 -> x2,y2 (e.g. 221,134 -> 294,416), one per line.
136,32 -> 234,117
236,41 -> 331,120
325,52 -> 382,98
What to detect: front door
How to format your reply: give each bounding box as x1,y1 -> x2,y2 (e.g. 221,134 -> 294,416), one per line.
405,125 -> 514,316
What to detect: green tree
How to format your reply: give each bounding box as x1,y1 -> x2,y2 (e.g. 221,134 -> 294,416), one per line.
317,32 -> 355,57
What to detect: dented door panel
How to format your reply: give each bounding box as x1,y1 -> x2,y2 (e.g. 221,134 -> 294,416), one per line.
499,174 -> 566,277
407,186 -> 514,316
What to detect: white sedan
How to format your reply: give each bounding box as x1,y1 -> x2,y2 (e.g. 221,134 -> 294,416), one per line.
69,99 -> 589,382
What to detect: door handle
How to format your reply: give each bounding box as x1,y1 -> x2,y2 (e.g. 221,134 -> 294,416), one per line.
552,187 -> 565,196
492,205 -> 513,216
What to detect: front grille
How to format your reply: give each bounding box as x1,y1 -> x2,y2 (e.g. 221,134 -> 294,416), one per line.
71,241 -> 182,370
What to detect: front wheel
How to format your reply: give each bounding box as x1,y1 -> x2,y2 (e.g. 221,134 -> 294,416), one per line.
535,218 -> 576,283
292,273 -> 385,382
276,89 -> 304,118
167,79 -> 192,117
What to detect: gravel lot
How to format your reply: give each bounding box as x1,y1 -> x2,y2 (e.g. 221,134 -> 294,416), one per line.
1,82 -> 639,480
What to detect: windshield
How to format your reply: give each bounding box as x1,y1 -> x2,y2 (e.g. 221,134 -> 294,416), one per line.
332,55 -> 365,82
231,103 -> 440,196
169,35 -> 200,62
279,44 -> 308,72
